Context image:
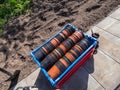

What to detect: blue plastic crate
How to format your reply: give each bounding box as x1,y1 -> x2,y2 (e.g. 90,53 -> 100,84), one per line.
30,24 -> 98,88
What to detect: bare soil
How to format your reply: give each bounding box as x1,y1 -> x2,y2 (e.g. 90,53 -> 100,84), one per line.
0,0 -> 120,89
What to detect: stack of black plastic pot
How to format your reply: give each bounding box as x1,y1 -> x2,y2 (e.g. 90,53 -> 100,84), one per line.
34,25 -> 91,80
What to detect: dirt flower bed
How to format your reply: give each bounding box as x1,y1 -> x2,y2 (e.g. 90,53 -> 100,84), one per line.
0,0 -> 120,89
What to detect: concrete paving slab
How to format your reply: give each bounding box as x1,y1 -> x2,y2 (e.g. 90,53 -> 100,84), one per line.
12,79 -> 27,90
104,20 -> 120,38
87,75 -> 105,90
89,50 -> 120,90
90,26 -> 120,63
110,8 -> 120,20
25,69 -> 40,86
12,69 -> 40,90
99,35 -> 120,63
92,26 -> 120,45
96,17 -> 117,30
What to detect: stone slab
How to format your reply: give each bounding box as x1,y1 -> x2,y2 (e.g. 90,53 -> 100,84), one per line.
85,50 -> 120,90
91,26 -> 120,63
96,17 -> 117,30
12,79 -> 27,90
92,26 -> 120,45
110,8 -> 120,20
25,69 -> 40,86
104,20 -> 120,38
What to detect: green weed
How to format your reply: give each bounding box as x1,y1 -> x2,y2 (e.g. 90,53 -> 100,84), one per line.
0,0 -> 31,35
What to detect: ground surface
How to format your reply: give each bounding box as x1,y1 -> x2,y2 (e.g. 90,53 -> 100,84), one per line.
0,0 -> 120,89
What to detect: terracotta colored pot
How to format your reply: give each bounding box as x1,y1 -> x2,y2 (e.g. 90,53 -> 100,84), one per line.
59,58 -> 70,67
68,30 -> 84,43
73,30 -> 84,39
68,35 -> 78,44
65,52 -> 76,62
50,38 -> 60,47
48,63 -> 61,80
58,44 -> 67,53
74,45 -> 84,53
48,60 -> 67,80
69,49 -> 79,58
63,56 -> 72,65
59,33 -> 66,40
61,30 -> 70,37
55,47 -> 65,57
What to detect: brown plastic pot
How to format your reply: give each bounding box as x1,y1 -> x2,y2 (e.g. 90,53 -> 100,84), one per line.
43,42 -> 55,54
59,58 -> 69,67
48,64 -> 61,80
41,51 -> 59,71
74,45 -> 84,53
61,29 -> 70,37
58,44 -> 67,53
55,47 -> 65,57
69,49 -> 79,58
65,26 -> 75,35
65,52 -> 76,62
62,38 -> 74,50
59,33 -> 66,40
77,38 -> 91,51
55,34 -> 64,43
68,35 -> 78,44
48,60 -> 67,80
73,30 -> 84,39
63,56 -> 72,65
42,47 -> 48,54
34,48 -> 47,62
50,38 -> 60,47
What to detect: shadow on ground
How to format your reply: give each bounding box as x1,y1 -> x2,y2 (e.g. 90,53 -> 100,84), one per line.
34,56 -> 94,90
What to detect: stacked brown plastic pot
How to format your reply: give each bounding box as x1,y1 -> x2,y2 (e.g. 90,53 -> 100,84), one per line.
48,38 -> 90,79
34,26 -> 74,61
35,25 -> 91,80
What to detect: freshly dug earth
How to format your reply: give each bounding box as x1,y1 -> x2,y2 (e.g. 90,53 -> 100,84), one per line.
0,0 -> 120,89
